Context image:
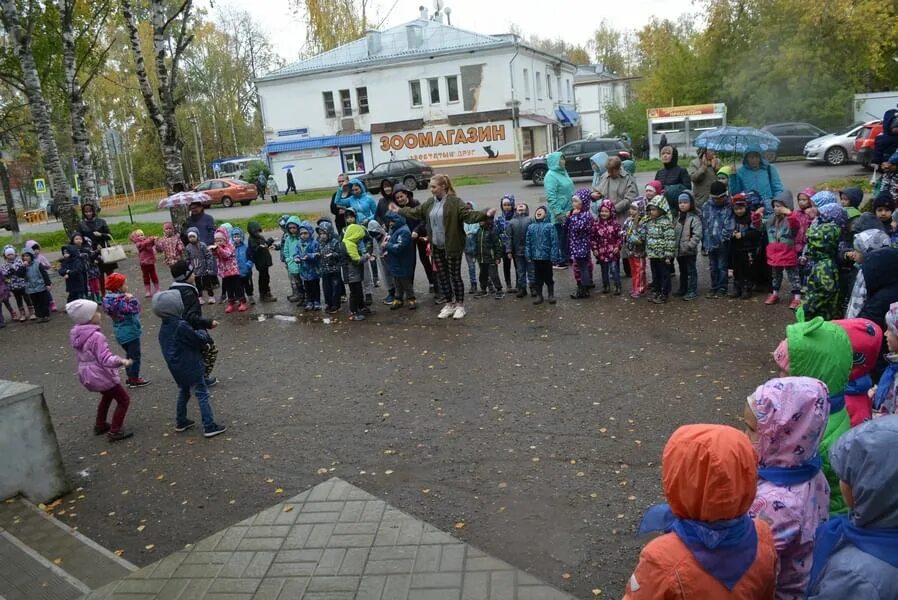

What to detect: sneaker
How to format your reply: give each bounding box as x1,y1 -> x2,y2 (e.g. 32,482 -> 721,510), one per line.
224,302 -> 235,314
407,298 -> 417,310
349,313 -> 366,321
38,316 -> 50,323
325,306 -> 339,314
313,303 -> 321,310
203,424 -> 228,439
765,293 -> 780,305
287,294 -> 300,303
683,292 -> 698,301
94,423 -> 110,436
552,264 -> 568,270
650,295 -> 667,304
237,301 -> 249,312
204,377 -> 218,388
473,290 -> 487,298
434,296 -> 448,305
390,299 -> 404,310
174,419 -> 195,432
516,289 -> 527,298
127,377 -> 150,388
494,291 -> 505,299
438,303 -> 455,319
28,313 -> 36,320
303,303 -> 313,311
789,296 -> 802,310
453,304 -> 467,319
705,290 -> 720,299
383,295 -> 395,305
361,306 -> 373,316
107,429 -> 134,442
207,297 -> 216,305
468,285 -> 477,295
261,294 -> 277,303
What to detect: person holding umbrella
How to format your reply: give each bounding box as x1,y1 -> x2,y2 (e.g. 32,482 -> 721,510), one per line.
285,168 -> 297,195
730,144 -> 784,216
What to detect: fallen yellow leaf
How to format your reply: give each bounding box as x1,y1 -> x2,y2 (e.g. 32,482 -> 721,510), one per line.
144,544 -> 155,550
265,478 -> 274,483
136,525 -> 145,532
156,474 -> 164,481
274,488 -> 284,495
592,588 -> 603,596
454,521 -> 465,529
384,470 -> 394,475
114,549 -> 125,557
562,572 -> 572,580
52,558 -> 62,565
283,505 -> 294,513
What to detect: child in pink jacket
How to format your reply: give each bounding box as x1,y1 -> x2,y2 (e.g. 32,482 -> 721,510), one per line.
66,299 -> 133,441
753,190 -> 802,309
129,229 -> 160,297
154,222 -> 184,268
210,227 -> 246,313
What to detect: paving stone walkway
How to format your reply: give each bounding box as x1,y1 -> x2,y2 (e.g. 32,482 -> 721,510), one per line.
85,477 -> 577,599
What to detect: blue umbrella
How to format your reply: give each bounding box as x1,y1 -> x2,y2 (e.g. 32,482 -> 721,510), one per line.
694,126 -> 780,154
281,164 -> 296,170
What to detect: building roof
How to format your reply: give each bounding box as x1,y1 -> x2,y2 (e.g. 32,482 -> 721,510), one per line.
259,19 -> 573,82
265,133 -> 372,154
573,64 -> 640,85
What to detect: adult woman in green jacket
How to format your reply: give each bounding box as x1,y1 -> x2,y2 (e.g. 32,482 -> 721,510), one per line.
393,174 -> 491,320
543,152 -> 575,267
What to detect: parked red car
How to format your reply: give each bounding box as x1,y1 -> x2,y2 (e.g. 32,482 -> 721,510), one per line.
193,178 -> 257,208
853,120 -> 882,169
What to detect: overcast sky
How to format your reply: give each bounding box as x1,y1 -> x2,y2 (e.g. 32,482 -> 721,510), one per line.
205,0 -> 697,65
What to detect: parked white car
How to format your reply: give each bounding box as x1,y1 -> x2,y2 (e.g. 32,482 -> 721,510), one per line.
804,123 -> 864,166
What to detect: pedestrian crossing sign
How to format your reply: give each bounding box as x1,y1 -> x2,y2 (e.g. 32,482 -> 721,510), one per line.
33,178 -> 46,193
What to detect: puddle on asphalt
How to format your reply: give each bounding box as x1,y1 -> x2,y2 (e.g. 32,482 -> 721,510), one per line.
256,313 -> 334,324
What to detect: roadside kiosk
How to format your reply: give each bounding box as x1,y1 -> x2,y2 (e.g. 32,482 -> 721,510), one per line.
647,103 -> 727,160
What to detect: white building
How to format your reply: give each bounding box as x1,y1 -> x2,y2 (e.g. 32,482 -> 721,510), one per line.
255,12 -> 578,191
572,65 -> 639,138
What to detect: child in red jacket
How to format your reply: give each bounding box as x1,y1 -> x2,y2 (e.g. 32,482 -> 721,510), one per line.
129,229 -> 160,297
754,190 -> 802,309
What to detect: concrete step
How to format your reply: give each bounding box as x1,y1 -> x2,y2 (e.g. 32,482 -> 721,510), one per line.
0,497 -> 137,599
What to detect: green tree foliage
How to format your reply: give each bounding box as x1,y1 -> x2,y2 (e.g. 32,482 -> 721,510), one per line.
243,160 -> 269,185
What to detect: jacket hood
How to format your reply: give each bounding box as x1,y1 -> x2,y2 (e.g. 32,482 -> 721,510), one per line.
247,221 -> 262,236
741,143 -> 768,169
841,187 -> 863,208
151,289 -> 184,319
816,204 -> 848,229
285,216 -> 302,232
62,244 -> 80,259
384,212 -> 407,228
647,196 -> 670,216
748,377 -> 829,468
830,415 -> 898,527
70,323 -> 101,351
500,194 -> 515,217
574,188 -> 593,205
834,319 -> 884,381
343,223 -> 366,244
810,190 -> 838,208
852,212 -> 887,236
590,152 -> 608,172
622,159 -> 635,176
348,177 -> 369,196
853,227 -> 891,255
662,146 -> 679,167
862,248 -> 898,295
392,183 -> 414,200
662,424 -> 757,521
546,151 -> 566,172
298,221 -> 315,236
533,205 -> 549,222
315,221 -> 336,237
772,189 -> 794,211
230,227 -> 244,242
597,198 -> 616,218
804,222 -> 840,260
367,220 -> 387,238
186,226 -> 200,239
784,316 -> 853,395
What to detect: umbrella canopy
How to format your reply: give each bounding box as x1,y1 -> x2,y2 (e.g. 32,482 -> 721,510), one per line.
281,164 -> 295,170
694,126 -> 781,154
157,191 -> 210,209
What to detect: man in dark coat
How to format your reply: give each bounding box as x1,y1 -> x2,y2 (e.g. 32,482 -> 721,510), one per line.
285,168 -> 297,194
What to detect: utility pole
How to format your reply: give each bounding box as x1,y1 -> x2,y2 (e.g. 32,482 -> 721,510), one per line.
189,113 -> 204,180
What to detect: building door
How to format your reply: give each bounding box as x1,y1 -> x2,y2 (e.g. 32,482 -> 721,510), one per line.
522,128 -> 534,159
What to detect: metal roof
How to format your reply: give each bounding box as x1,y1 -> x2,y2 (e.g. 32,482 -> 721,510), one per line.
260,20 -> 526,81
265,133 -> 372,154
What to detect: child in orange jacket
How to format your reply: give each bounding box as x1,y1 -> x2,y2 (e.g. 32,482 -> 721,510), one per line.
624,424 -> 778,599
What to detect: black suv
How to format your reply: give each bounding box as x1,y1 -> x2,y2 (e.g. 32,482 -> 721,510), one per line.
520,139 -> 631,185
359,159 -> 434,194
760,122 -> 827,159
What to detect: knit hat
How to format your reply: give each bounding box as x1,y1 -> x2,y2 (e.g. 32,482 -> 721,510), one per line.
716,166 -> 733,178
631,198 -> 646,215
873,190 -> 895,211
25,240 -> 39,250
886,302 -> 898,337
186,227 -> 199,239
731,193 -> 748,207
678,192 -> 693,203
622,159 -> 636,176
811,190 -> 838,208
66,299 -> 99,325
772,189 -> 794,210
105,273 -> 126,291
781,316 -> 853,395
645,180 -> 663,196
841,187 -> 864,208
170,259 -> 193,282
709,181 -> 728,198
3,245 -> 15,257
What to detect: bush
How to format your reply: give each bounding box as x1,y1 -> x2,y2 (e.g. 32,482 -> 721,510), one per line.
243,160 -> 270,184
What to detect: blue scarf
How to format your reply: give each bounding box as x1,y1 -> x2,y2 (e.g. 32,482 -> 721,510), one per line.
808,515 -> 898,594
639,504 -> 758,590
844,374 -> 873,396
829,392 -> 845,414
873,363 -> 898,411
758,454 -> 822,486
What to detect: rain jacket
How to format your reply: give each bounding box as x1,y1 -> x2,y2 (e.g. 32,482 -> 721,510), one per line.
130,231 -> 158,266
544,152 -> 574,225
623,205 -> 647,259
59,244 -> 88,297
806,416 -> 898,599
800,223 -> 842,321
279,216 -> 303,275
184,228 -> 216,278
316,222 -> 343,275
383,212 -> 416,279
247,221 -> 273,269
153,291 -> 208,388
525,209 -> 561,263
475,221 -> 503,264
169,281 -> 213,331
730,144 -> 785,208
494,196 -> 515,253
624,424 -> 778,599
857,247 -> 898,331
507,205 -> 532,257
644,197 -> 676,259
155,223 -> 184,267
674,192 -> 703,257
463,200 -> 480,254
833,319 -> 883,427
730,209 -> 762,259
22,253 -> 50,294
871,108 -> 898,165
70,323 -> 124,392
747,377 -> 831,600
335,178 -> 377,224
397,195 -> 488,256
702,196 -> 735,252
102,292 -> 142,345
1,255 -> 25,290
185,210 -> 216,246
211,227 -> 239,278
590,151 -> 608,188
231,228 -> 253,277
653,147 -> 691,206
755,192 -> 800,267
294,221 -> 320,280
340,224 -> 367,284
564,208 -> 594,260
591,199 -> 622,262
595,170 -> 638,218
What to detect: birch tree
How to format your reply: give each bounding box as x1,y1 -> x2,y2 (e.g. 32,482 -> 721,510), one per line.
0,0 -> 77,234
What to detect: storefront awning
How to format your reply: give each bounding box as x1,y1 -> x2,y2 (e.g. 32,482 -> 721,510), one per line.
265,133 -> 372,154
555,106 -> 580,127
519,113 -> 558,126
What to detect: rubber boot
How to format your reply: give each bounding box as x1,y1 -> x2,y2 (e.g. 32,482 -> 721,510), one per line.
547,284 -> 557,304
144,284 -> 152,298
27,305 -> 36,320
532,284 -> 544,305
602,283 -> 611,294
613,283 -> 621,296
570,285 -> 585,299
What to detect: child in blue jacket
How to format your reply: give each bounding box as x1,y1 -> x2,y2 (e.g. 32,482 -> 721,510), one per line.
231,227 -> 255,305
294,221 -> 321,311
102,272 -> 149,388
383,212 -> 417,309
525,205 -> 561,305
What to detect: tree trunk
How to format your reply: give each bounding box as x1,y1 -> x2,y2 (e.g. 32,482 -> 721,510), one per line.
60,0 -> 100,210
0,160 -> 20,243
0,0 -> 77,235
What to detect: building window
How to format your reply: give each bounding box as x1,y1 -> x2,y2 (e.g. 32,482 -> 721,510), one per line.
341,146 -> 365,174
523,68 -> 530,99
547,73 -> 553,99
323,91 -> 336,118
410,80 -> 422,107
356,87 -> 369,114
428,78 -> 440,104
536,71 -> 542,99
446,76 -> 459,103
556,76 -> 561,101
339,89 -> 352,116
566,79 -> 571,102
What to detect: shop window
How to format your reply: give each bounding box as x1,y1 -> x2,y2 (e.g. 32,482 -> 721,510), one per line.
523,68 -> 530,99
410,80 -> 422,106
339,89 -> 352,116
342,147 -> 365,174
356,87 -> 369,114
446,76 -> 459,103
323,91 -> 336,118
428,78 -> 440,104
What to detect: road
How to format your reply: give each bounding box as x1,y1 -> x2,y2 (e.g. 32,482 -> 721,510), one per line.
19,160 -> 866,234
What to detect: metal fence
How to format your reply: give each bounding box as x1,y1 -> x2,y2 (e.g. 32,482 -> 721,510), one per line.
99,187 -> 168,210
